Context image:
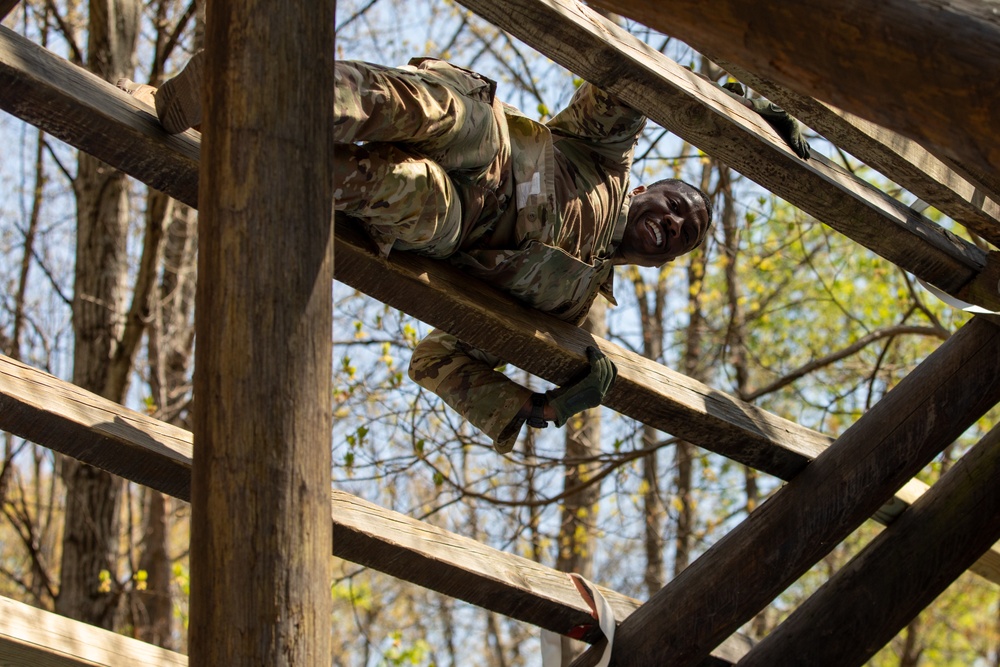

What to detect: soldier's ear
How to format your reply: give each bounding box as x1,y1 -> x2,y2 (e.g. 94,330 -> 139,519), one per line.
630,184 -> 647,196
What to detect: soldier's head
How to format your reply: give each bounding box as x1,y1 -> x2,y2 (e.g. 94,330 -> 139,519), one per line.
615,179 -> 713,267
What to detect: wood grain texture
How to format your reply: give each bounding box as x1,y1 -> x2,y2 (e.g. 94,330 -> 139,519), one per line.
741,424 -> 1000,666
0,25 -> 200,207
187,1 -> 335,664
0,355 -> 193,498
571,316 -> 1000,667
453,0 -> 999,311
589,0 -> 1000,205
708,55 -> 1000,247
0,596 -> 187,667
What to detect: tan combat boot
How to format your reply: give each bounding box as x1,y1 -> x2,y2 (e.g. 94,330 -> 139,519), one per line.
155,50 -> 205,134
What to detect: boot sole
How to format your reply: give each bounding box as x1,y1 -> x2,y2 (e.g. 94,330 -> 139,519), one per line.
156,51 -> 204,134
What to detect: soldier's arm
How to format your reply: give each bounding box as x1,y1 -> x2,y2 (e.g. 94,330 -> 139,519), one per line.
408,329 -> 533,453
545,81 -> 646,160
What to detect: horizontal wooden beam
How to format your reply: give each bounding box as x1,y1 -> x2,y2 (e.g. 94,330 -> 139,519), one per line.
589,0 -> 1000,199
0,25 -> 200,208
0,596 -> 187,666
572,315 -> 1000,667
453,0 -> 1000,312
708,56 -> 1000,247
0,353 -> 750,660
740,423 -> 1000,666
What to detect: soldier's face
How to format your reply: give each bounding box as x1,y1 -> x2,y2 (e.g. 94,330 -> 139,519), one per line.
617,182 -> 709,267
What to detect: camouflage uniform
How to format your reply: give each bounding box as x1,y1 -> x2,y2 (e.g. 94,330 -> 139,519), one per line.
336,59 -> 645,451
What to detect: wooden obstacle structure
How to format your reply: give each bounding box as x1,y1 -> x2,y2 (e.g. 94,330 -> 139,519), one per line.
1,0 -> 999,664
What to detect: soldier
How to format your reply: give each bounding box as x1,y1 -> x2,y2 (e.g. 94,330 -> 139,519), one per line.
119,53 -> 806,453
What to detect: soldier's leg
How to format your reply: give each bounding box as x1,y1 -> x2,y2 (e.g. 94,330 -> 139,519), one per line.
335,60 -> 500,173
335,142 -> 463,259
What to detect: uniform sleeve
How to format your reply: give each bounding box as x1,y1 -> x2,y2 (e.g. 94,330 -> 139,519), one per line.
408,329 -> 531,451
545,81 -> 647,163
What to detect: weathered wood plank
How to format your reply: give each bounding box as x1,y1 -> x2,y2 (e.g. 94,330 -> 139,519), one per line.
0,355 -> 750,658
1,1 -> 19,22
571,315 -> 1000,667
588,0 -> 1000,203
0,596 -> 187,667
740,423 -> 1000,666
0,23 -> 834,477
0,25 -> 200,208
453,0 -> 1000,312
3,18 -> 999,311
708,56 -> 1000,247
0,354 -> 194,498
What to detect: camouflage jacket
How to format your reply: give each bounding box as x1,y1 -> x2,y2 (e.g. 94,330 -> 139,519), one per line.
410,80 -> 646,450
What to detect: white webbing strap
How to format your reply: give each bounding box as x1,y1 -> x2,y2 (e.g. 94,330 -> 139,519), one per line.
540,573 -> 615,667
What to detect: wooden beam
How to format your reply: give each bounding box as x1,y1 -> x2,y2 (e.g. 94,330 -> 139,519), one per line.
3,19 -> 999,312
452,0 -> 1000,312
0,23 -> 831,477
1,1 -> 19,22
588,0 -> 1000,202
188,0 -> 335,663
708,56 -> 1000,247
740,423 -> 1000,667
0,596 -> 187,667
571,315 -> 1000,667
0,26 -> 200,207
0,356 -> 750,662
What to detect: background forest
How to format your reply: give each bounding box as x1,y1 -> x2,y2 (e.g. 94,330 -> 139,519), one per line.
0,0 -> 998,665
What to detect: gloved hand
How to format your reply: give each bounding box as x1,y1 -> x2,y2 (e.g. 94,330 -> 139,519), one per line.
749,99 -> 811,160
720,81 -> 810,160
545,346 -> 618,427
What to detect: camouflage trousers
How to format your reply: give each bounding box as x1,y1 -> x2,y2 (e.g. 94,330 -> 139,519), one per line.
334,59 -> 510,258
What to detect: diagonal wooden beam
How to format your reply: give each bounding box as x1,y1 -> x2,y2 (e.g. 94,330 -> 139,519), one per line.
0,22 -> 829,479
589,0 -> 1000,194
452,0 -> 1000,312
571,315 -> 1000,667
0,1 -> 18,22
0,354 -> 752,662
708,56 -> 1000,247
0,596 -> 187,666
740,422 -> 1000,666
3,18 -> 999,312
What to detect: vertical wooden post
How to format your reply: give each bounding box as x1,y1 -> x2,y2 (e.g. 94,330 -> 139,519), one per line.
190,1 -> 334,664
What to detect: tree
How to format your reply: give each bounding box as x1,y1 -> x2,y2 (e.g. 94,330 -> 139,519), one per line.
57,0 -> 143,629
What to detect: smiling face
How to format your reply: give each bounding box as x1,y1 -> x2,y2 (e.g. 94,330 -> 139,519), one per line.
615,181 -> 710,267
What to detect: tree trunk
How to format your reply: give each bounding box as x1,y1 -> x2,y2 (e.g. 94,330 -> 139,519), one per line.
555,300 -> 606,664
135,489 -> 173,648
57,0 -> 141,629
674,245 -> 708,577
634,277 -> 666,593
